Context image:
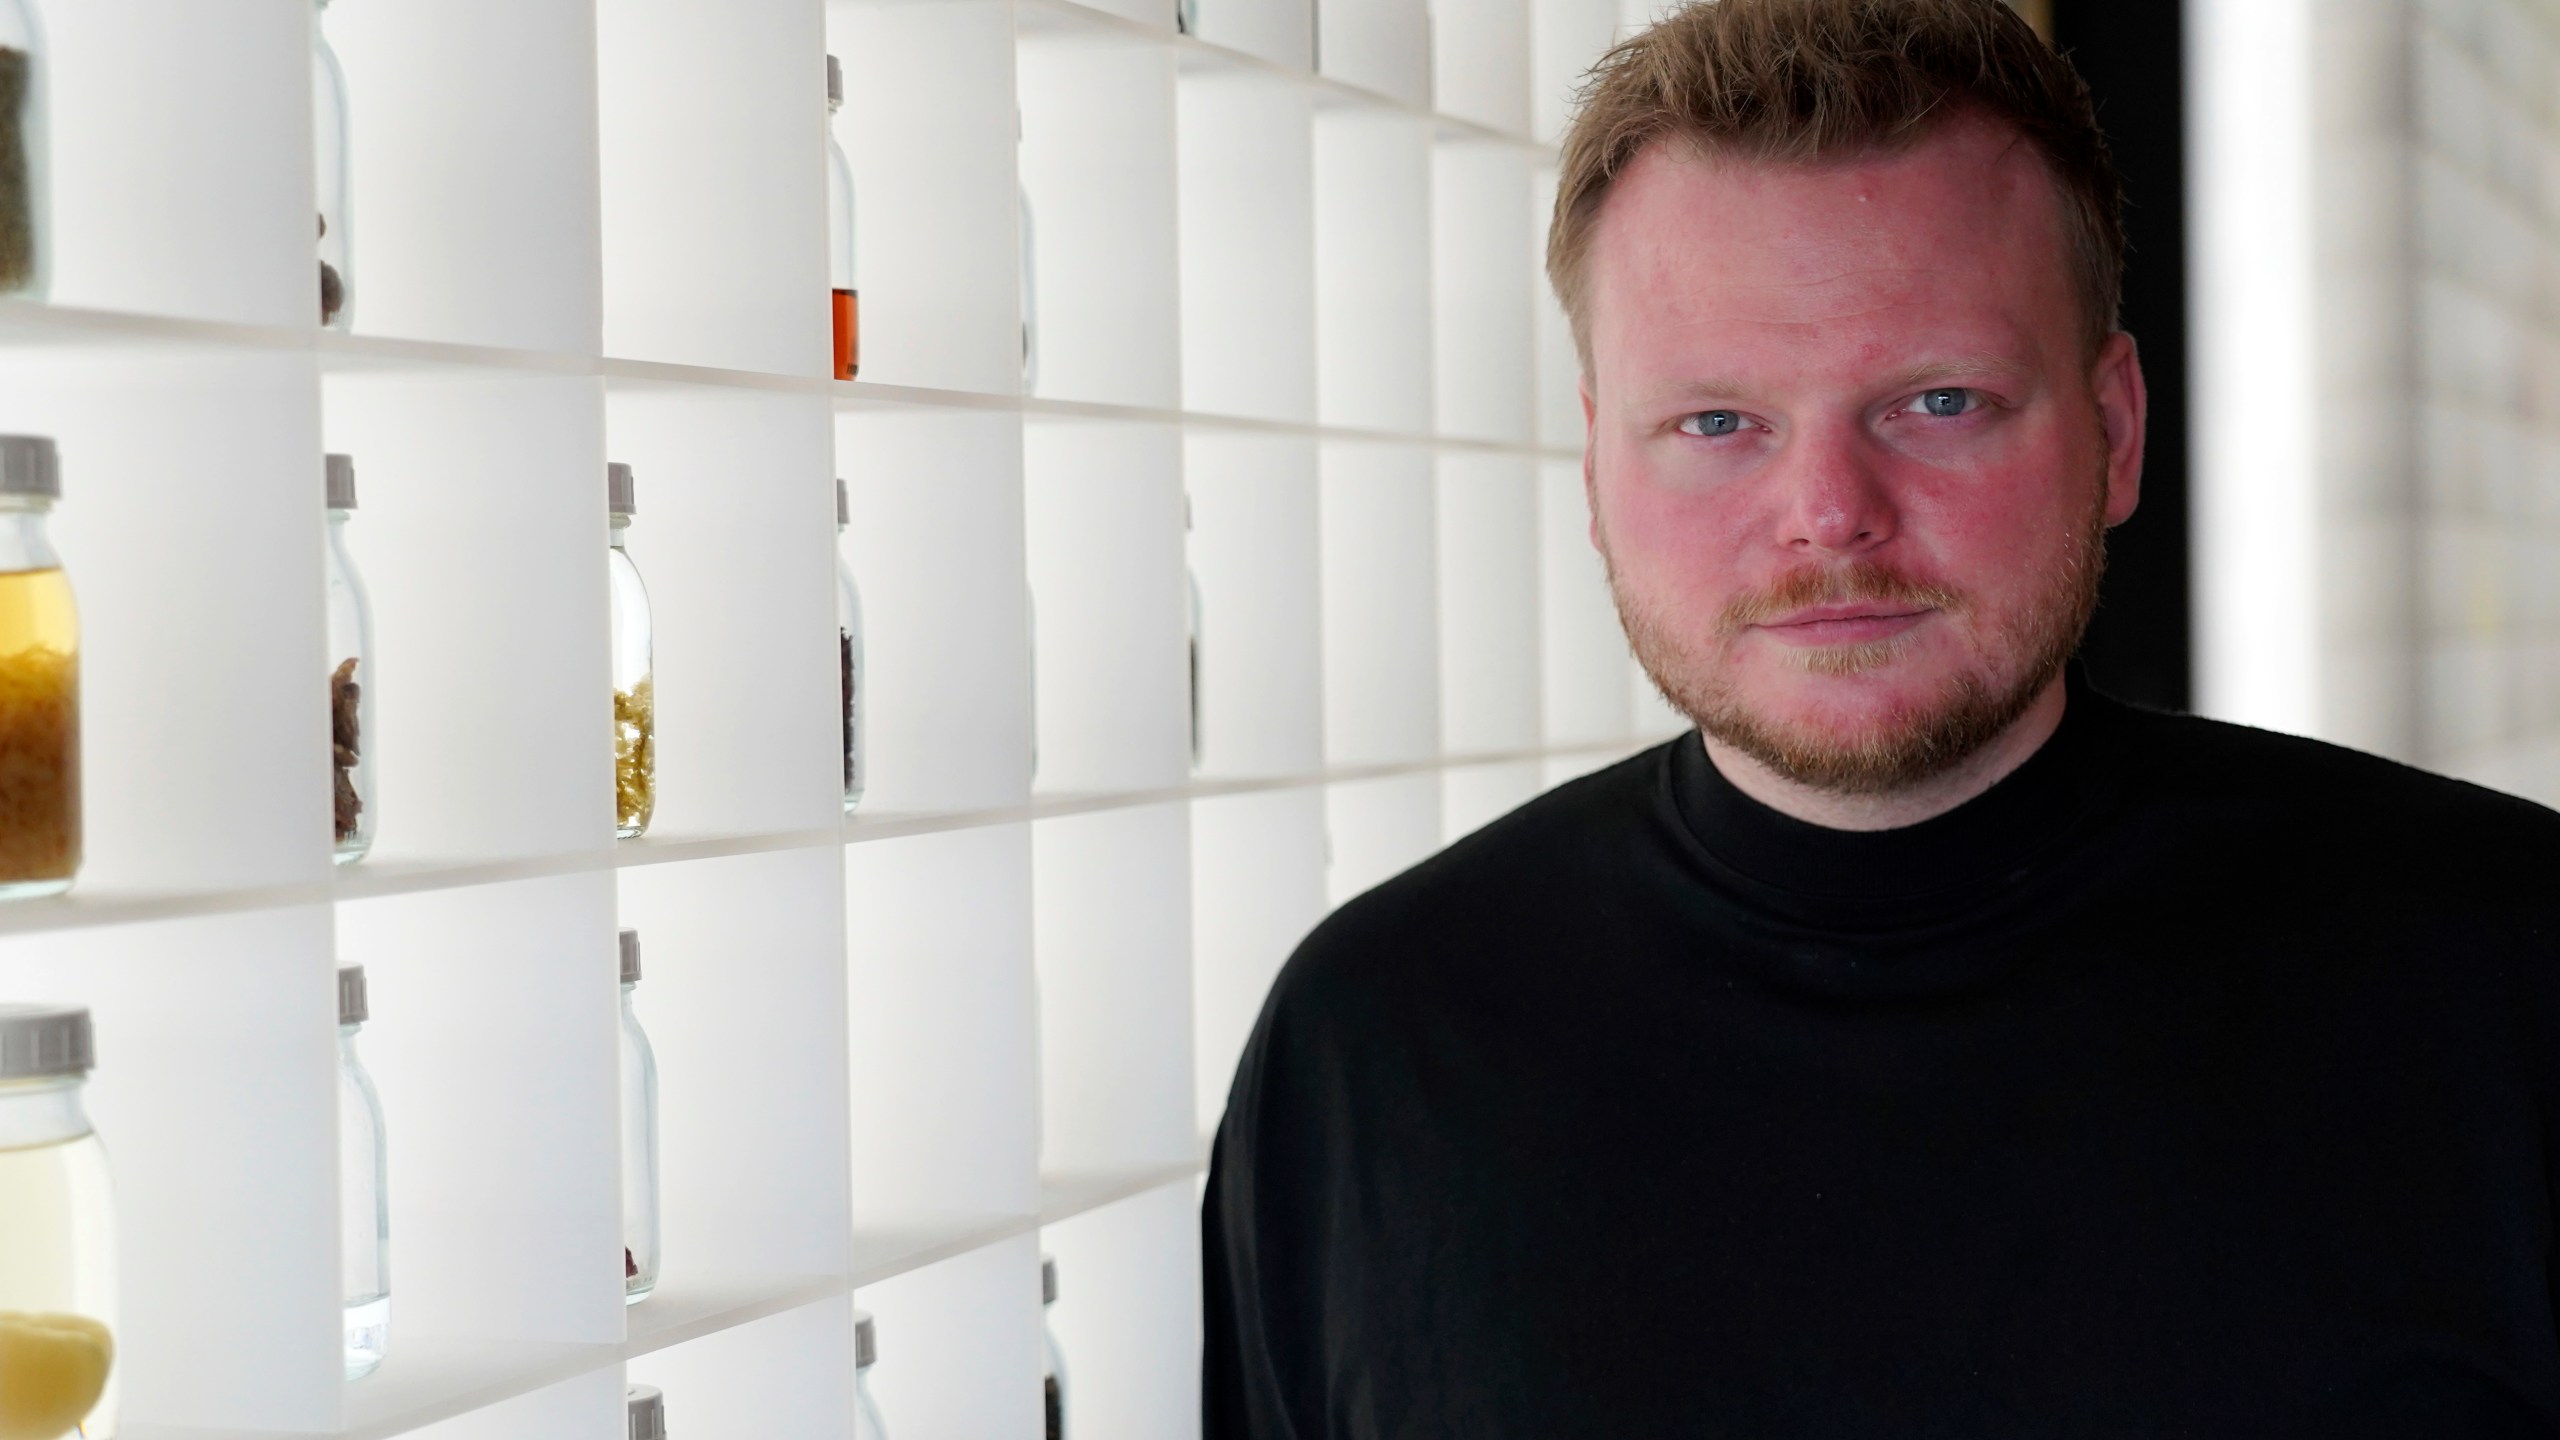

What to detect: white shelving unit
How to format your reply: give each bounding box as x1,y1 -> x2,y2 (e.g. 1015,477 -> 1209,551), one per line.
0,0 -> 1673,1436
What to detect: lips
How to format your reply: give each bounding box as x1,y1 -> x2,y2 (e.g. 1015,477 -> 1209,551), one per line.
1755,603 -> 1934,645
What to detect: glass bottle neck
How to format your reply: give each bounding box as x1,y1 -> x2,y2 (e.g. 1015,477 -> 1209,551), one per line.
0,496 -> 60,574
610,517 -> 632,551
0,1075 -> 93,1149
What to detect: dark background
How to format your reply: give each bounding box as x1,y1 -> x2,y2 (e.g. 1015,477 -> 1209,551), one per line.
2051,1 -> 2192,712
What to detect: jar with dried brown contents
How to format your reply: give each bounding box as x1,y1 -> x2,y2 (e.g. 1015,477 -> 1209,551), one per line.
325,454 -> 375,863
607,463 -> 654,838
313,0 -> 354,328
0,0 -> 49,300
0,435 -> 76,900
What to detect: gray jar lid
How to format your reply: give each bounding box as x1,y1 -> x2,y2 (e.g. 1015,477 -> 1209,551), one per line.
827,54 -> 843,108
325,453 -> 357,510
619,928 -> 642,985
337,965 -> 368,1027
626,1385 -> 665,1440
836,477 -> 849,528
0,434 -> 61,500
608,462 -> 637,519
855,1310 -> 876,1368
0,1004 -> 92,1080
1041,1254 -> 1058,1305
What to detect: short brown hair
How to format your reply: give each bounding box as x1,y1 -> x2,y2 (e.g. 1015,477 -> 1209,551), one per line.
1547,0 -> 2125,367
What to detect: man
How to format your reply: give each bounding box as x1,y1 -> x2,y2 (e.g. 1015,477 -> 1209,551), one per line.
1202,0 -> 2560,1434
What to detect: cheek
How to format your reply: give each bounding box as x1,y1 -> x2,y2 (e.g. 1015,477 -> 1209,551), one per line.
1596,450 -> 1752,604
1898,456 -> 2093,606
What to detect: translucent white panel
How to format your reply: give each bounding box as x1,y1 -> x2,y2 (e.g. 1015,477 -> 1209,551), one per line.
628,1295 -> 853,1439
599,0 -> 828,375
1190,787 -> 1325,1138
1314,105 -> 1433,435
1531,0 -> 1620,144
1178,71 -> 1316,423
1443,757 -> 1543,840
1530,163 -> 1585,450
0,347 -> 328,896
838,408 -> 1031,814
847,825 -> 1038,1224
1321,442 -> 1440,765
606,385 -> 842,840
334,874 -> 625,1351
1017,21 -> 1183,408
1025,421 -> 1189,795
321,369 -> 612,868
1437,451 -> 1541,754
45,0 -> 308,325
857,1237 -> 1043,1440
1040,1183 -> 1204,1440
400,1367 -> 624,1440
1432,0 -> 1532,136
1035,804 -> 1196,1179
832,0 -> 1028,394
1187,432 -> 1324,779
328,0 -> 602,353
1325,771 -> 1442,906
0,909 -> 338,1433
1188,0 -> 1316,70
1434,140 -> 1537,444
615,849 -> 851,1289
1317,0 -> 1431,106
1539,459 -> 1633,744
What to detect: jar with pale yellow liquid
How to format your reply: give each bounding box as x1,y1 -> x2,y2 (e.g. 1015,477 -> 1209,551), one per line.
0,435 -> 75,900
0,1003 -> 116,1440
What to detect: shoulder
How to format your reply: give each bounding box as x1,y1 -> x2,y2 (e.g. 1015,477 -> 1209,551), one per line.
2106,698 -> 2560,892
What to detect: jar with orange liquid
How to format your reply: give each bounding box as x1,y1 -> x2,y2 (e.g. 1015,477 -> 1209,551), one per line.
0,1003 -> 117,1440
826,55 -> 859,381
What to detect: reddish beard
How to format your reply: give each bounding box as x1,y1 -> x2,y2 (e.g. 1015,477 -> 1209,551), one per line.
1604,484 -> 2110,796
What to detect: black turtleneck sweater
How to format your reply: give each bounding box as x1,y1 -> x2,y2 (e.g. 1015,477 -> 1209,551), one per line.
1202,676 -> 2560,1438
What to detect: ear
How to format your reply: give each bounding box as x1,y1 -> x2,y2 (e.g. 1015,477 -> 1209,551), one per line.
2091,331 -> 2146,527
1582,373 -> 1603,551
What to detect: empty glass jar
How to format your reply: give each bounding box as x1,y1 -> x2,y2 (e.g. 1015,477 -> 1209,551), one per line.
0,0 -> 47,300
313,0 -> 352,328
826,55 -> 858,381
0,1004 -> 116,1440
1042,1255 -> 1068,1440
854,1311 -> 888,1440
836,479 -> 865,812
326,454 -> 375,864
608,464 -> 654,839
0,434 -> 76,900
338,965 -> 389,1379
627,1385 -> 664,1440
619,928 -> 659,1303
1018,182 -> 1038,392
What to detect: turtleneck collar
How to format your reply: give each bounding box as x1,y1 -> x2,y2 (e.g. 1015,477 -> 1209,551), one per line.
1662,665 -> 2133,935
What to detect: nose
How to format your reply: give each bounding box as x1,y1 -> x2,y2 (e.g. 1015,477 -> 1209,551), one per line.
1771,424 -> 1897,555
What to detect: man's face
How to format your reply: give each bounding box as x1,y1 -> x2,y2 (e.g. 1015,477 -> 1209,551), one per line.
1582,116 -> 2146,793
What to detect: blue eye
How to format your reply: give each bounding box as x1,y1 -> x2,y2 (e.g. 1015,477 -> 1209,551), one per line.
1914,388 -> 1974,417
1681,410 -> 1745,437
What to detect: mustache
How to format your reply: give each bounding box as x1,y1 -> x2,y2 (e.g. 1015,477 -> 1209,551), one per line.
1717,561 -> 1966,636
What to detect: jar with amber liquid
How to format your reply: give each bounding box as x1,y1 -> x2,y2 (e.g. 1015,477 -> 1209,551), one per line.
0,1004 -> 117,1440
0,434 -> 75,899
608,463 -> 654,839
0,0 -> 52,300
826,55 -> 858,381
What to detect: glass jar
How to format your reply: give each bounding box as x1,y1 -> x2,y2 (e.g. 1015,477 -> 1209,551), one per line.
1017,183 -> 1038,393
0,435 -> 76,900
835,479 -> 865,813
853,1311 -> 887,1440
0,0 -> 47,300
313,0 -> 353,329
826,56 -> 858,382
1184,492 -> 1202,771
608,464 -> 654,840
0,1004 -> 116,1440
326,455 -> 375,864
1041,1256 -> 1067,1440
337,965 -> 389,1379
618,928 -> 659,1304
627,1385 -> 664,1440
1176,0 -> 1198,35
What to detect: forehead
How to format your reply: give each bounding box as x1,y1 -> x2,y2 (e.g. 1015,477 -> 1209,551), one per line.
1583,116 -> 2081,392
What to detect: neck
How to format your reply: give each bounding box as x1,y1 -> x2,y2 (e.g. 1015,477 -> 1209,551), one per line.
1699,673 -> 2071,833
